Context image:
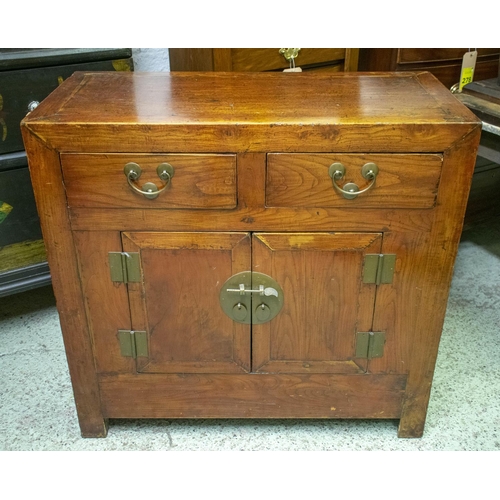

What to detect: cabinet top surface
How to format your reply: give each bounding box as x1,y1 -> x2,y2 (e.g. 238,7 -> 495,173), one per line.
22,71 -> 480,153
24,71 -> 478,127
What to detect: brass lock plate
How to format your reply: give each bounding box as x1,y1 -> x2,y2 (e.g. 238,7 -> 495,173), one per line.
219,271 -> 284,324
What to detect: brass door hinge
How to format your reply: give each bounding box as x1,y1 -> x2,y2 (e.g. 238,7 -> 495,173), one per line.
363,254 -> 396,285
108,252 -> 141,283
356,331 -> 386,359
118,330 -> 148,358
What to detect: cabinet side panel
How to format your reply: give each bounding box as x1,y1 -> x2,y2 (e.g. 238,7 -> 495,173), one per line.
21,129 -> 107,437
395,127 -> 481,438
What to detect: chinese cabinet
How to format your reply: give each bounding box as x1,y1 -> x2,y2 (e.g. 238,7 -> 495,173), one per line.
21,71 -> 480,438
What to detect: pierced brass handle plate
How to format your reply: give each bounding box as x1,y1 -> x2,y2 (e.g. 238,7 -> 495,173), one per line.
220,271 -> 284,324
279,48 -> 301,62
124,162 -> 174,199
329,162 -> 379,200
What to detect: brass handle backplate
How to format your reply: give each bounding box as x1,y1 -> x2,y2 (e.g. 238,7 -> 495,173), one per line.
124,162 -> 174,199
219,271 -> 284,324
328,162 -> 379,199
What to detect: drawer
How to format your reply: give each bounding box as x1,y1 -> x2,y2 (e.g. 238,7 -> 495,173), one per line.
0,153 -> 46,277
397,48 -> 500,65
0,56 -> 133,155
0,155 -> 42,247
266,153 -> 443,209
231,48 -> 348,72
60,153 -> 237,209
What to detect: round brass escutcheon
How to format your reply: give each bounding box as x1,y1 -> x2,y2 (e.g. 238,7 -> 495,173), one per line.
124,162 -> 142,180
255,303 -> 271,322
232,303 -> 248,321
219,271 -> 283,324
328,162 -> 346,180
361,162 -> 379,180
141,182 -> 159,200
157,162 -> 175,181
341,182 -> 360,200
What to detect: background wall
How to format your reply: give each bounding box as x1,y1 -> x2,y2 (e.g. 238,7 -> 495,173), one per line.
131,48 -> 170,71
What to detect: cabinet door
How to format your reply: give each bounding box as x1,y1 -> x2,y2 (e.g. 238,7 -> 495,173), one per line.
122,232 -> 251,373
252,233 -> 382,374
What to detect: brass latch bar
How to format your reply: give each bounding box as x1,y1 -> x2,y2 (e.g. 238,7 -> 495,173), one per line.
226,283 -> 279,297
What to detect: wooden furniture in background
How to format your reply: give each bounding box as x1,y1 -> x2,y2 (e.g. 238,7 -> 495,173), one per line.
359,49 -> 500,88
359,49 -> 500,229
21,71 -> 480,438
0,48 -> 133,297
169,48 -> 359,72
456,75 -> 500,227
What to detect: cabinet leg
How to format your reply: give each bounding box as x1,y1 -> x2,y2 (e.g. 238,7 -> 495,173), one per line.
397,416 -> 425,438
79,416 -> 109,438
397,390 -> 431,438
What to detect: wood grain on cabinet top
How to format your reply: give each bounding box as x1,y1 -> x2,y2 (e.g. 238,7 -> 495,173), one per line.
22,71 -> 480,153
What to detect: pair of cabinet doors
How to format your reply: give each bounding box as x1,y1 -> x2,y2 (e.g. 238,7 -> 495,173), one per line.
76,231 -> 386,376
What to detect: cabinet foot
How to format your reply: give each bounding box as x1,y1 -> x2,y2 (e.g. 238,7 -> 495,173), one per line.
397,412 -> 426,438
397,424 -> 424,438
79,417 -> 109,438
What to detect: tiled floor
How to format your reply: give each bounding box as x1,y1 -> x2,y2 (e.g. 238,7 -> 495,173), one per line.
1,219 -> 499,451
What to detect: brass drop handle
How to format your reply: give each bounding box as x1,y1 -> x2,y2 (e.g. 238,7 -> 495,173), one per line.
124,162 -> 174,200
329,162 -> 379,200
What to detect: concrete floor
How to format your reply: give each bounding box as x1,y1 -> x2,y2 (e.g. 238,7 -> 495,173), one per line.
1,219 -> 499,451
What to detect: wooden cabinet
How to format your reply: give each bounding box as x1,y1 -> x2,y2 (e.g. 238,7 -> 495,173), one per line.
359,48 -> 500,88
0,49 -> 133,296
21,71 -> 480,438
169,48 -> 359,72
458,78 -> 500,226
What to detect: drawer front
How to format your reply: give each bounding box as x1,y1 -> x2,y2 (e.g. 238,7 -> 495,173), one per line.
397,48 -> 499,65
61,154 -> 237,209
266,153 -> 443,209
231,48 -> 347,72
0,163 -> 42,247
0,57 -> 133,154
0,157 -> 46,275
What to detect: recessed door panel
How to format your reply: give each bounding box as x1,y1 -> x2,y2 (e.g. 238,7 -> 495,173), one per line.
122,232 -> 251,373
252,232 -> 382,373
